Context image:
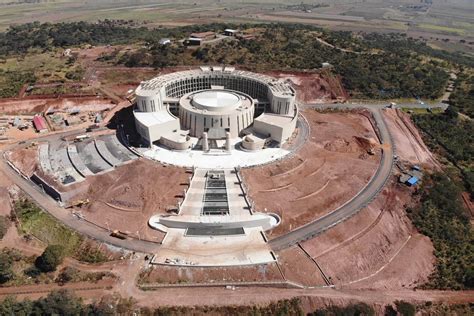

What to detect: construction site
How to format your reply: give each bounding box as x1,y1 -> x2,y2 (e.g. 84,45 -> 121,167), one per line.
0,51 -> 462,310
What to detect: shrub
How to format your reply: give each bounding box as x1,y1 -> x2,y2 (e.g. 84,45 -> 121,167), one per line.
35,245 -> 65,272
0,253 -> 14,284
0,216 -> 8,239
395,300 -> 416,316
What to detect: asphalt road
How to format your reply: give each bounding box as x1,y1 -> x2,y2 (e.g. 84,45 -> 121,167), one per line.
269,104 -> 395,250
1,102 -> 422,253
0,128 -> 161,253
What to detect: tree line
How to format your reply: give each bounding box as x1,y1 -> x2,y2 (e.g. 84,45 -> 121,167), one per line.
1,21 -> 470,100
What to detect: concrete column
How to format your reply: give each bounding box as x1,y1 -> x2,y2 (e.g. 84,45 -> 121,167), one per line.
225,132 -> 231,152
202,132 -> 209,152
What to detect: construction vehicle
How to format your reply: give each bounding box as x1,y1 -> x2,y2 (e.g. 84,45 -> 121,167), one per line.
66,199 -> 90,208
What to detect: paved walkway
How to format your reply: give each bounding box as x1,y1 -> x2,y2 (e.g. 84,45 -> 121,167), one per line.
150,169 -> 276,266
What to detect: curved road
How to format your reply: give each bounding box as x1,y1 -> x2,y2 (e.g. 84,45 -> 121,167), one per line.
0,129 -> 161,253
269,105 -> 395,250
1,104 -> 394,253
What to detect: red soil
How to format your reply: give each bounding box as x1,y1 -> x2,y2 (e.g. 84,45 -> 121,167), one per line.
300,182 -> 435,289
0,97 -> 114,115
73,159 -> 188,243
264,70 -> 349,103
5,147 -> 38,177
383,109 -> 440,169
242,109 -> 381,238
140,264 -> 284,284
276,246 -> 327,287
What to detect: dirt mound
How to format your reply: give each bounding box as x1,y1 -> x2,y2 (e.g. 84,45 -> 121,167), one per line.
354,136 -> 378,152
264,70 -> 348,103
324,138 -> 360,153
6,147 -> 38,177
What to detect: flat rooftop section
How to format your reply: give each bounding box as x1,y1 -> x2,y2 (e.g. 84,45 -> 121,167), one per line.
255,113 -> 294,126
134,110 -> 177,127
162,130 -> 189,143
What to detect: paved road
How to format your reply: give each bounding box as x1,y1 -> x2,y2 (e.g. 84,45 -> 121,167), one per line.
269,104 -> 395,250
0,128 -> 161,253
1,102 -> 434,253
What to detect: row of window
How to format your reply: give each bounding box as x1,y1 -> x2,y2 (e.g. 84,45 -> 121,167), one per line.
164,77 -> 269,100
180,110 -> 254,135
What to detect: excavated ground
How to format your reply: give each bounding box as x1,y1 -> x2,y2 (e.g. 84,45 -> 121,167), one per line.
139,264 -> 284,285
242,109 -> 381,238
73,159 -> 188,243
265,70 -> 349,103
384,109 -> 440,169
299,181 -> 435,290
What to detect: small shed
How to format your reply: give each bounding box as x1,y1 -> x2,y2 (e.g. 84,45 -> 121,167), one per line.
33,115 -> 48,133
186,38 -> 202,46
406,176 -> 419,186
224,29 -> 237,36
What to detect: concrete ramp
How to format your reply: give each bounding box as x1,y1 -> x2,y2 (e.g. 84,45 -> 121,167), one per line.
67,144 -> 94,177
94,139 -> 122,167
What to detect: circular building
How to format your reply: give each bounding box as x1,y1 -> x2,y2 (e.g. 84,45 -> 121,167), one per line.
179,89 -> 255,138
133,66 -> 298,151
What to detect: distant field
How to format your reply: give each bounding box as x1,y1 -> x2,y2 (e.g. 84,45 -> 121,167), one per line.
0,0 -> 472,52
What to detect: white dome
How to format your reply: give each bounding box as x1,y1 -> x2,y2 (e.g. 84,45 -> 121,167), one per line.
192,91 -> 241,111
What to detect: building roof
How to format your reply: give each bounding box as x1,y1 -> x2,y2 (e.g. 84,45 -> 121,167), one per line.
407,177 -> 419,185
33,115 -> 47,131
190,31 -> 215,38
254,113 -> 294,127
134,111 -> 177,128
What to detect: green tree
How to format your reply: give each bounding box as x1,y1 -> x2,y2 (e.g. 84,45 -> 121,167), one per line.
0,216 -> 8,239
32,289 -> 84,315
35,244 -> 65,272
0,252 -> 14,284
395,300 -> 416,316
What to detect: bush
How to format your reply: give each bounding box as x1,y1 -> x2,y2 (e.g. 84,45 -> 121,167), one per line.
310,302 -> 375,316
395,300 -> 416,316
0,216 -> 8,239
35,245 -> 65,272
408,173 -> 473,289
56,267 -> 79,284
0,252 -> 14,284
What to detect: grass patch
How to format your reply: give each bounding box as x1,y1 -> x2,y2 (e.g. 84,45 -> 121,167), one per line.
14,199 -> 82,256
418,23 -> 465,35
402,107 -> 443,115
0,51 -> 82,97
13,198 -> 109,263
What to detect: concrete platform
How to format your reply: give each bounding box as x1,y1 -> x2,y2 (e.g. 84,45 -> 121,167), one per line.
149,168 -> 280,266
67,144 -> 94,177
152,228 -> 275,266
104,135 -> 138,161
141,138 -> 291,168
